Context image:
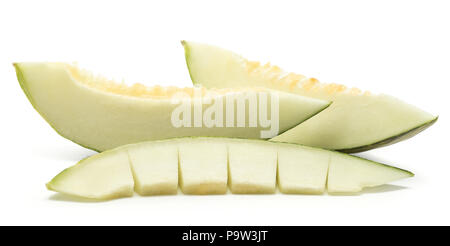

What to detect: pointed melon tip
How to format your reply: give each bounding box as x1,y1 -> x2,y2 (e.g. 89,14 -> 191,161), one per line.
393,167 -> 414,181
323,101 -> 333,109
45,181 -> 56,192
389,163 -> 415,178
338,116 -> 438,153
12,63 -> 21,74
433,115 -> 439,123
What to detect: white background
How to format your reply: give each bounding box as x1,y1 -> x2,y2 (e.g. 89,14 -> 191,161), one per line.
0,0 -> 448,225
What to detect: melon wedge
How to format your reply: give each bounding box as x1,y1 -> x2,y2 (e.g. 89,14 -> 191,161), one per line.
14,62 -> 330,151
46,148 -> 134,200
46,137 -> 413,200
182,41 -> 438,152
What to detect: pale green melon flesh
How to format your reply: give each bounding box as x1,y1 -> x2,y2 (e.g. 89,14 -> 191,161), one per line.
228,142 -> 278,194
327,153 -> 412,193
46,149 -> 134,199
14,62 -> 330,152
277,145 -> 329,194
182,41 -> 438,152
128,141 -> 178,195
178,140 -> 228,194
47,137 -> 413,200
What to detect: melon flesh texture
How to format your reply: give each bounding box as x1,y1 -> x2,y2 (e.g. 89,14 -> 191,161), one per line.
128,141 -> 178,195
327,153 -> 411,193
277,145 -> 329,194
182,41 -> 438,152
178,139 -> 228,194
46,137 -> 413,200
14,63 -> 330,152
228,142 -> 278,194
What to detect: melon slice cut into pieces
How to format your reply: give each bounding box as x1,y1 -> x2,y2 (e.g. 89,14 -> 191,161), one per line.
182,41 -> 438,152
14,62 -> 330,152
46,137 -> 413,200
178,139 -> 228,194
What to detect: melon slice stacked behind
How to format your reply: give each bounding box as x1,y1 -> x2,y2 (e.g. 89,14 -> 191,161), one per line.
182,41 -> 437,152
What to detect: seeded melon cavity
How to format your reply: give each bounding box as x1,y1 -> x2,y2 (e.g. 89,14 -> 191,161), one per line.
182,41 -> 438,152
14,62 -> 330,151
46,137 -> 413,200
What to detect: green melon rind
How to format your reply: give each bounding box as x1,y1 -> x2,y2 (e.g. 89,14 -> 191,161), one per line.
337,116 -> 438,153
13,63 -> 102,152
46,137 -> 413,200
271,116 -> 438,154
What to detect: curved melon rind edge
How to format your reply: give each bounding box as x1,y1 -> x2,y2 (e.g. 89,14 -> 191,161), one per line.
337,116 -> 438,153
13,63 -> 102,152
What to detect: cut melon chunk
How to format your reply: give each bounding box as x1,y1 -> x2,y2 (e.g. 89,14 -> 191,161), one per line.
277,145 -> 329,194
14,62 -> 330,151
46,149 -> 134,199
228,142 -> 278,194
178,139 -> 228,194
128,141 -> 178,195
182,41 -> 438,152
47,137 -> 413,200
327,153 -> 411,193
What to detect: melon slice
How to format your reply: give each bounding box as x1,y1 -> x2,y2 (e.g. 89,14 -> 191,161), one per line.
182,41 -> 438,152
46,137 -> 413,200
14,62 -> 330,151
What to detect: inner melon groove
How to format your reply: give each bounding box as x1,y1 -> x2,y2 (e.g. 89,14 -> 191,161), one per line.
67,63 -> 265,99
324,155 -> 331,194
126,150 -> 140,193
237,58 -> 375,97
